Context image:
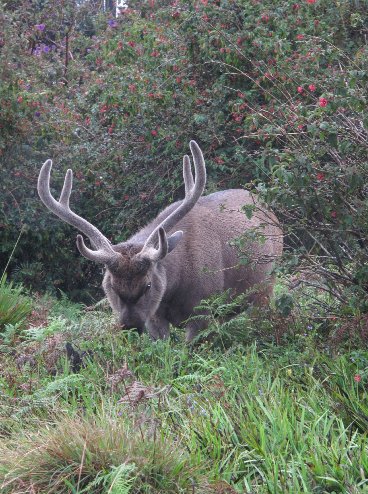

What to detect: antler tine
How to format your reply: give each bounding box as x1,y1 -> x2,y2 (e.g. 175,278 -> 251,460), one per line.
141,140 -> 206,256
38,159 -> 120,265
183,155 -> 194,196
59,169 -> 72,207
148,227 -> 168,262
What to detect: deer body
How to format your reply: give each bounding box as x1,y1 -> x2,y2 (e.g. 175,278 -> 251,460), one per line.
38,141 -> 282,341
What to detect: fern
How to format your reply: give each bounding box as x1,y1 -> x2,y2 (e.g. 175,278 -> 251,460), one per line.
23,316 -> 69,341
0,274 -> 32,332
83,463 -> 136,494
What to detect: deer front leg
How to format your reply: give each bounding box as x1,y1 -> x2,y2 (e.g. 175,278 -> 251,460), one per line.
146,314 -> 170,340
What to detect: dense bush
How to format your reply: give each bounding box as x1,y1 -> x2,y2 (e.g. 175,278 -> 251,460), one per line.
0,0 -> 367,312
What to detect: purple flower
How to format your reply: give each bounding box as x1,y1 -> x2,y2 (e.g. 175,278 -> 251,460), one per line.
35,111 -> 41,117
43,45 -> 50,53
108,19 -> 118,28
35,24 -> 45,31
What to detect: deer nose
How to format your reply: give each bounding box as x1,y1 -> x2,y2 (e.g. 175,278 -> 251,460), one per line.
119,317 -> 144,335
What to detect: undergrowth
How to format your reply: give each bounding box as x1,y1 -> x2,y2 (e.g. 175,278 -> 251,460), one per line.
0,289 -> 368,493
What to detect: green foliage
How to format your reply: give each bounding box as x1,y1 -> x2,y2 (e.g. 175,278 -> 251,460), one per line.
0,275 -> 32,332
1,295 -> 368,493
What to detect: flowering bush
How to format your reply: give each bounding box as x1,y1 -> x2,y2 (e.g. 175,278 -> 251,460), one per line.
0,0 -> 367,312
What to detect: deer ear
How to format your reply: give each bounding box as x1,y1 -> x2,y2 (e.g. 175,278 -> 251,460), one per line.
167,231 -> 183,253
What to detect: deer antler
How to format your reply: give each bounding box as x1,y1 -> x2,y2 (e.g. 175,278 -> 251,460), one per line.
140,140 -> 206,258
38,159 -> 121,265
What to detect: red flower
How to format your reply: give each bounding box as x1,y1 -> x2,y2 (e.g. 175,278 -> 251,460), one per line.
297,86 -> 303,94
306,0 -> 316,3
172,11 -> 180,19
308,84 -> 316,91
214,157 -> 225,165
316,172 -> 325,181
151,130 -> 158,136
261,14 -> 270,23
296,34 -> 304,40
128,84 -> 137,92
231,112 -> 243,122
330,211 -> 337,218
17,96 -> 23,103
319,97 -> 328,107
354,374 -> 362,383
150,50 -> 159,57
127,41 -> 136,48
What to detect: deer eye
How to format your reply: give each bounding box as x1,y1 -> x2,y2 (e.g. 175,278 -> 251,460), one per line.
145,282 -> 151,293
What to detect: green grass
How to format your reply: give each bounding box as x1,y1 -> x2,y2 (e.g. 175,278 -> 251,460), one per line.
0,293 -> 368,493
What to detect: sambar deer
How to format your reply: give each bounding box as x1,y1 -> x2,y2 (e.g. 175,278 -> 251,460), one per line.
38,141 -> 283,341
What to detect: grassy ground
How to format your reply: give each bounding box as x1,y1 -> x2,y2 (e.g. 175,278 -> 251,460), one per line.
1,291 -> 368,493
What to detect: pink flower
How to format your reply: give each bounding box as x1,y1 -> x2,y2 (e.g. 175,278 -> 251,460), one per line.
308,84 -> 316,91
127,41 -> 136,48
128,84 -> 136,92
297,86 -> 303,94
316,172 -> 325,181
151,130 -> 158,136
354,374 -> 362,383
330,210 -> 337,218
17,96 -> 23,103
319,97 -> 328,107
296,34 -> 304,40
150,50 -> 159,57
